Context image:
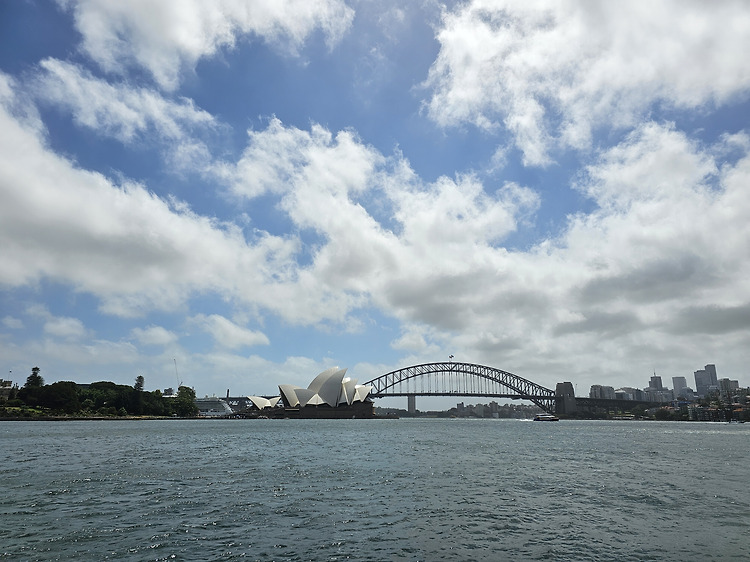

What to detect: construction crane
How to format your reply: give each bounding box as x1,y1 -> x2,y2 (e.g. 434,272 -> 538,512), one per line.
173,358 -> 183,389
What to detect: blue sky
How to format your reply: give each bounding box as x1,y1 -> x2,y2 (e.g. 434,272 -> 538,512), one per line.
2,0 -> 750,407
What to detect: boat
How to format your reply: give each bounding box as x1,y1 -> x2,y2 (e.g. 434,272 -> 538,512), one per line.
533,413 -> 559,421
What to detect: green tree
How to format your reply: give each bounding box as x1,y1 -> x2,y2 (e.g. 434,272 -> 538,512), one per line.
39,381 -> 80,414
654,407 -> 673,421
18,367 -> 44,407
173,386 -> 198,417
25,367 -> 44,388
132,375 -> 145,415
141,390 -> 168,416
631,405 -> 648,419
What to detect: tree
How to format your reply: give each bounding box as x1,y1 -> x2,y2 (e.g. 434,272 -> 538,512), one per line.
39,381 -> 80,413
132,375 -> 145,415
654,407 -> 673,421
18,367 -> 44,407
173,386 -> 198,417
25,367 -> 44,388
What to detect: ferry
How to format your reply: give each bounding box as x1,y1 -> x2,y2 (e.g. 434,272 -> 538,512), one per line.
533,413 -> 559,421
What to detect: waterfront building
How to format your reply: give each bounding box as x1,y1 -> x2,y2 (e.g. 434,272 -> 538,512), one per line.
694,369 -> 711,397
615,387 -> 644,401
718,378 -> 739,398
644,374 -> 671,401
247,396 -> 281,410
0,379 -> 14,400
649,375 -> 664,391
589,385 -> 616,400
672,376 -> 688,398
278,367 -> 373,417
705,364 -> 718,386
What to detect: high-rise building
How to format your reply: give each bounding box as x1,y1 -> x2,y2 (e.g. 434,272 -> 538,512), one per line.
589,385 -> 615,400
649,375 -> 663,391
704,364 -> 718,385
672,376 -> 688,398
694,369 -> 711,397
718,378 -> 739,397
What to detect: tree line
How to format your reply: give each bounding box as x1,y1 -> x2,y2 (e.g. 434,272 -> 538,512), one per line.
1,367 -> 198,418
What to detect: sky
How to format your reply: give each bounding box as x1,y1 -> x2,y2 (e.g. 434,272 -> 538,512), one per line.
1,0 -> 750,408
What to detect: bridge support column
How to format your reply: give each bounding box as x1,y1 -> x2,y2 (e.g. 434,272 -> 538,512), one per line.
555,382 -> 577,415
407,395 -> 416,415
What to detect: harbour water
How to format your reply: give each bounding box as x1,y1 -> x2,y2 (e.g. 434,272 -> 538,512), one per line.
1,418 -> 748,561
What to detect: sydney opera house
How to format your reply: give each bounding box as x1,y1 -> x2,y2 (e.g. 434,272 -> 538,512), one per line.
247,367 -> 374,418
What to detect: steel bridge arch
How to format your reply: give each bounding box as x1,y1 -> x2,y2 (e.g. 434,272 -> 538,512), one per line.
364,362 -> 556,413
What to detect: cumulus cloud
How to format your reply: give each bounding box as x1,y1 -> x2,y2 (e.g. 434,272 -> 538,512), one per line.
564,122 -> 749,311
59,0 -> 355,90
0,78 -> 298,318
25,305 -> 88,340
33,58 -> 217,171
310,120 -> 749,386
225,117 -> 381,200
2,316 -> 24,330
131,325 -> 178,346
191,314 -> 270,349
43,316 -> 87,340
26,337 -> 140,367
424,0 -> 750,165
4,56 -> 750,391
225,118 -> 540,326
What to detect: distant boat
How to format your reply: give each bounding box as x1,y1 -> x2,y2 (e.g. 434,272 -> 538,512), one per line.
533,413 -> 559,421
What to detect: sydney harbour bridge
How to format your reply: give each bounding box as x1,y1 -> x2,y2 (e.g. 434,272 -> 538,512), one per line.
362,361 -> 657,415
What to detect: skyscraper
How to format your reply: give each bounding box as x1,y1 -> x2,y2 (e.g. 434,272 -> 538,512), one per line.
704,364 -> 718,386
694,369 -> 711,397
650,375 -> 663,390
672,376 -> 688,398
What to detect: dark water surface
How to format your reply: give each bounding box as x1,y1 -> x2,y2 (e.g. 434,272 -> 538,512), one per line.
1,419 -> 748,561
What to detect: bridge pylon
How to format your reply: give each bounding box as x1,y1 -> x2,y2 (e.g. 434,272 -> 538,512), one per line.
555,382 -> 577,415
407,395 -> 416,414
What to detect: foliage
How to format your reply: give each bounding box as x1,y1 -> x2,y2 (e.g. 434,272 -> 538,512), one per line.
173,386 -> 199,417
25,367 -> 44,388
653,408 -> 673,421
6,370 -> 198,418
39,381 -> 80,413
132,375 -> 145,415
18,367 -> 45,407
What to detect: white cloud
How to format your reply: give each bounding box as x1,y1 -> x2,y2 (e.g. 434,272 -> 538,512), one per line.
0,77 -> 298,318
424,0 -> 750,165
473,122 -> 750,386
390,325 -> 441,356
131,325 -> 178,346
0,73 -> 43,136
2,316 -> 24,330
225,117 -> 381,200
191,314 -> 270,349
33,58 -> 217,171
226,119 -> 540,326
26,337 -> 140,367
4,61 -> 750,391
44,316 -> 87,340
59,0 -> 355,90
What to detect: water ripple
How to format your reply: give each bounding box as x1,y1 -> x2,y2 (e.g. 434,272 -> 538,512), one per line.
1,419 -> 748,560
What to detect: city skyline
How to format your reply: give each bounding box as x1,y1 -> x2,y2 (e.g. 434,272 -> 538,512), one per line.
1,1 -> 750,403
